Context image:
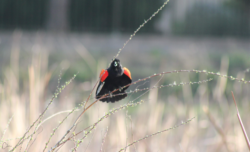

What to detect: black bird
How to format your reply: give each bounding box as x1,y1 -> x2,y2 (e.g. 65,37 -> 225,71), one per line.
96,58 -> 132,103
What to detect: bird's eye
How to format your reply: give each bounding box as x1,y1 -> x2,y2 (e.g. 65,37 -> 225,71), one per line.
114,61 -> 117,67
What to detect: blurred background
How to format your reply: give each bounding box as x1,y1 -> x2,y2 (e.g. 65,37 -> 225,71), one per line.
0,0 -> 250,151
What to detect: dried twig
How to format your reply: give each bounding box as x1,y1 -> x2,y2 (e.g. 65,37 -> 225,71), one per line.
231,91 -> 250,151
0,115 -> 14,147
113,0 -> 170,61
118,117 -> 195,152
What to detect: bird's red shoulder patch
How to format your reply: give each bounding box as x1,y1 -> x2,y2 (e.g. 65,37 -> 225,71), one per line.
99,69 -> 108,82
123,67 -> 132,80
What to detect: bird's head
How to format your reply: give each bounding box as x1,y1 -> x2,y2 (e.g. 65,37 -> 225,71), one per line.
110,58 -> 123,76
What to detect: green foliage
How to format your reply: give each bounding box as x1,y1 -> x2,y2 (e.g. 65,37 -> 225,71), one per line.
228,53 -> 250,74
172,2 -> 250,37
224,0 -> 250,10
69,0 -> 113,32
0,0 -> 48,29
0,0 -> 164,32
69,0 -> 163,32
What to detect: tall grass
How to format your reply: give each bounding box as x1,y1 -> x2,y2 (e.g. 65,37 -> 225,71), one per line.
1,0 -> 250,151
1,42 -> 250,151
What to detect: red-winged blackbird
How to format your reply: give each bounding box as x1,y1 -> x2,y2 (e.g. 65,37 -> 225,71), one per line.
96,58 -> 132,103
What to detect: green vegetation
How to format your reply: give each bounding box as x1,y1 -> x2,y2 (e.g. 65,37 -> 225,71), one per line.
0,0 -> 48,29
173,2 -> 250,36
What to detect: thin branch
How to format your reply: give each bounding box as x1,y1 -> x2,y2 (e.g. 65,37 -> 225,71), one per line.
97,78 -> 213,100
0,114 -> 14,147
38,109 -> 80,129
57,100 -> 145,151
113,0 -> 170,60
231,91 -> 250,151
10,74 -> 77,152
118,117 -> 195,152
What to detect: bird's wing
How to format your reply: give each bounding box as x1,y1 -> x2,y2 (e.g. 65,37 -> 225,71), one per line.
96,69 -> 109,98
119,67 -> 132,90
99,69 -> 109,82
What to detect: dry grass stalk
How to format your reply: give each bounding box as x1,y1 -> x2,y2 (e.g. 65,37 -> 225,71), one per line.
231,91 -> 250,151
99,127 -> 109,152
203,106 -> 231,152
